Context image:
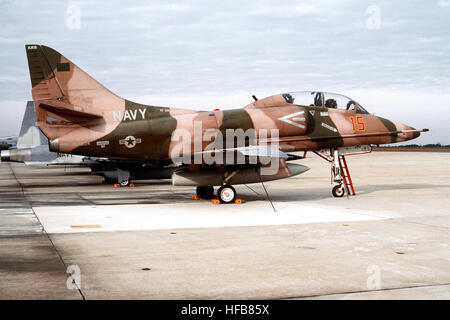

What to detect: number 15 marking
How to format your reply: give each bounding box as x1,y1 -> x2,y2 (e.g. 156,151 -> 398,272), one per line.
350,116 -> 365,132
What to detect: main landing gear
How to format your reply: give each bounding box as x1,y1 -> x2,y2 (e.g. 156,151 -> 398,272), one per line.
103,168 -> 133,187
217,185 -> 237,203
119,179 -> 130,187
195,185 -> 239,204
194,169 -> 242,204
196,186 -> 214,200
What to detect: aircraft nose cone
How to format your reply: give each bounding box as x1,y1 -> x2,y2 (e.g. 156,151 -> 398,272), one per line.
408,125 -> 421,140
393,122 -> 420,142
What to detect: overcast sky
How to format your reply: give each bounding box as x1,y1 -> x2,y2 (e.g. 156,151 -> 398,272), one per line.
1,0 -> 449,144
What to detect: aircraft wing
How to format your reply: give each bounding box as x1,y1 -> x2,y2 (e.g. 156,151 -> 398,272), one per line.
189,145 -> 289,165
24,155 -> 87,166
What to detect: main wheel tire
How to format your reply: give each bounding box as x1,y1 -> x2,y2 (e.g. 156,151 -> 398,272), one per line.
218,185 -> 236,204
332,184 -> 345,198
204,186 -> 214,199
196,186 -> 214,199
119,179 -> 130,187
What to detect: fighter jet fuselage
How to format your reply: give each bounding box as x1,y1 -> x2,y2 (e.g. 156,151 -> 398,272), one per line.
46,97 -> 424,161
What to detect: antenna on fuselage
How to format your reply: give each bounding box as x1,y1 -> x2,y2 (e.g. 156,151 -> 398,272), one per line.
257,170 -> 276,213
252,95 -> 258,101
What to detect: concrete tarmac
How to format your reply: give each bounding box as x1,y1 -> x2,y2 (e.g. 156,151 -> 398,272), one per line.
0,152 -> 449,299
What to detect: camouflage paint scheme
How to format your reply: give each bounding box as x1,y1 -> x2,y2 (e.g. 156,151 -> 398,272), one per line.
25,45 -> 425,165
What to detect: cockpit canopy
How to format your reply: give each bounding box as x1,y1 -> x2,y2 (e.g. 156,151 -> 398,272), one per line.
281,91 -> 369,114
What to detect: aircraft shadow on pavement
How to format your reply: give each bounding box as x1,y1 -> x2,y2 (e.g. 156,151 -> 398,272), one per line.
1,182 -> 447,207
238,183 -> 450,202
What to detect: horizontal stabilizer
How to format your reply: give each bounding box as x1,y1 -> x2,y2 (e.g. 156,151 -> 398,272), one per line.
39,102 -> 103,121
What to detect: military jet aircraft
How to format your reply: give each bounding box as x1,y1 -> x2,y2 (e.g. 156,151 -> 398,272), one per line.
24,44 -> 428,203
0,135 -> 17,150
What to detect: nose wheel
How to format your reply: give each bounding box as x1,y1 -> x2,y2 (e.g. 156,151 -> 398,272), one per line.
314,148 -> 356,198
332,184 -> 345,198
217,185 -> 236,204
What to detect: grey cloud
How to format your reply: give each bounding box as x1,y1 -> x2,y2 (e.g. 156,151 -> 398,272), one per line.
0,0 -> 449,142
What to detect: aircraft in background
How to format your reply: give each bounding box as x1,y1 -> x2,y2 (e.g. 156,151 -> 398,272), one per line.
23,45 -> 428,202
0,101 -> 181,186
0,135 -> 17,150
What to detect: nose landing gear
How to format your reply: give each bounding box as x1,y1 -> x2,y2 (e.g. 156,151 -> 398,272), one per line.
313,148 -> 357,198
332,184 -> 345,198
331,149 -> 345,198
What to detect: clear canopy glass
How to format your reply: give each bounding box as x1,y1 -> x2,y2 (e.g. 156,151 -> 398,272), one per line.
281,91 -> 369,114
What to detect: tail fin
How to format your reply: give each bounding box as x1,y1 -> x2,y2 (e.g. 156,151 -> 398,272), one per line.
16,101 -> 48,148
25,45 -> 124,140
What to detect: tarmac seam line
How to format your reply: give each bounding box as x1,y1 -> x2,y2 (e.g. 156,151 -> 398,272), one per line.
9,163 -> 86,300
277,282 -> 450,299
